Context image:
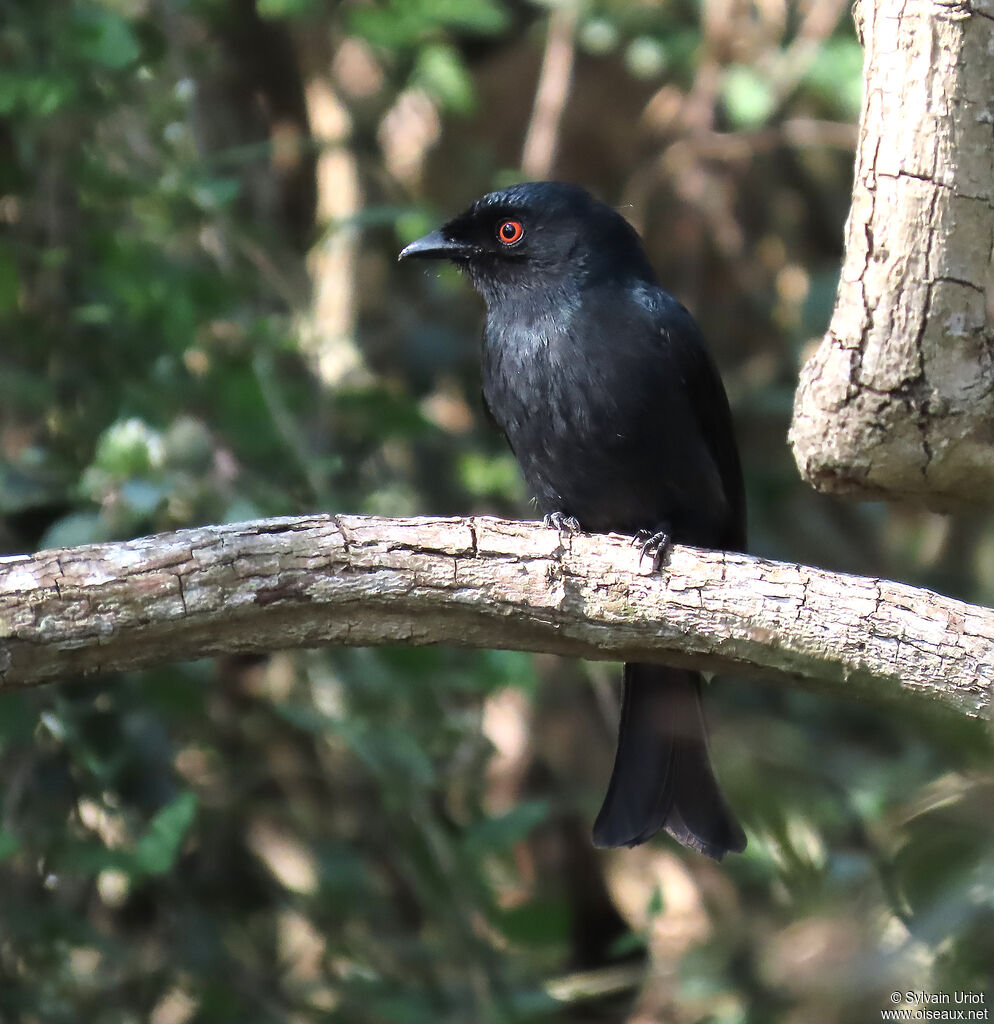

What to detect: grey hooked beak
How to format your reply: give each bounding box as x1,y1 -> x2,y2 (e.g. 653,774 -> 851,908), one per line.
398,229 -> 472,262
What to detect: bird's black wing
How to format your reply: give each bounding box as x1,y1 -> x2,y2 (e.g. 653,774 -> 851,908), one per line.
574,282 -> 745,550
656,298 -> 747,552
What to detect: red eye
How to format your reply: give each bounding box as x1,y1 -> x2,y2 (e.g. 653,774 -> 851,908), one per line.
497,220 -> 524,245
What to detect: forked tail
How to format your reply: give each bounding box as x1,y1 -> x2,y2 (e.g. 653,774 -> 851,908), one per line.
592,663 -> 746,859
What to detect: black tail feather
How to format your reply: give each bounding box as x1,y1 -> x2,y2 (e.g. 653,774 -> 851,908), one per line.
591,663 -> 745,859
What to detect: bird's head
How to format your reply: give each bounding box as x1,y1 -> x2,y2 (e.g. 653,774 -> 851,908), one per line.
398,181 -> 655,305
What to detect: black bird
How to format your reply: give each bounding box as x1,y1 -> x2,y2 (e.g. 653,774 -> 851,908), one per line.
400,182 -> 746,859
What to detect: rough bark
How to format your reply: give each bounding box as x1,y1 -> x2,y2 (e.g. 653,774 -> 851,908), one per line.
0,514 -> 991,717
790,0 -> 994,508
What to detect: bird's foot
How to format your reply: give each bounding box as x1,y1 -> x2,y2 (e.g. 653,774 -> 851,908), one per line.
544,511 -> 582,535
632,529 -> 672,572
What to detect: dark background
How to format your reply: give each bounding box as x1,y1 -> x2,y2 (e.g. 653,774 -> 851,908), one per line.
1,1 -> 992,1020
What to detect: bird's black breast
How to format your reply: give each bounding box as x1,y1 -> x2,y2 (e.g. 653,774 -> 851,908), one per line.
481,283 -> 744,551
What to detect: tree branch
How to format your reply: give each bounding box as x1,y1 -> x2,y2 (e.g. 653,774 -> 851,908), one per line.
0,514 -> 991,716
520,4 -> 578,180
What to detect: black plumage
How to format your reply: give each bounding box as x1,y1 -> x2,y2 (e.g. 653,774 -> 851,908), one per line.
400,181 -> 746,858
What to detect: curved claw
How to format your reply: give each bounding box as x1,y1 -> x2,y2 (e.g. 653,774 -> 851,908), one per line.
635,529 -> 672,572
543,512 -> 582,535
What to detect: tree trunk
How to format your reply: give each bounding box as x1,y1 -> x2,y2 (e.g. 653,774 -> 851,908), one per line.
790,0 -> 994,508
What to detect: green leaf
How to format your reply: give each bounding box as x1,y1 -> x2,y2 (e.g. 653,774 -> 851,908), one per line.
134,792 -> 198,876
39,510 -> 109,550
496,898 -> 570,947
0,72 -> 77,117
92,418 -> 163,476
624,36 -> 667,80
0,247 -> 20,315
58,840 -> 132,876
413,44 -> 475,113
457,451 -> 523,500
0,694 -> 37,746
72,8 -> 142,71
74,303 -> 114,325
192,177 -> 241,211
344,723 -> 436,786
425,0 -> 508,35
0,73 -> 19,115
257,0 -> 320,17
607,929 -> 646,958
348,5 -> 423,48
803,38 -> 864,118
335,388 -> 434,441
579,17 -> 619,56
722,65 -> 775,128
120,478 -> 167,515
464,800 -> 549,855
0,831 -> 20,863
349,0 -> 508,47
275,701 -> 335,734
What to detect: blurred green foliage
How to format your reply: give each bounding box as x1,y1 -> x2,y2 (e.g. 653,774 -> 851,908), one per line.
1,0 -> 992,1021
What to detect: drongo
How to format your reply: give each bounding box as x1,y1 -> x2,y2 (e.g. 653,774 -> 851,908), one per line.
400,181 -> 746,859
